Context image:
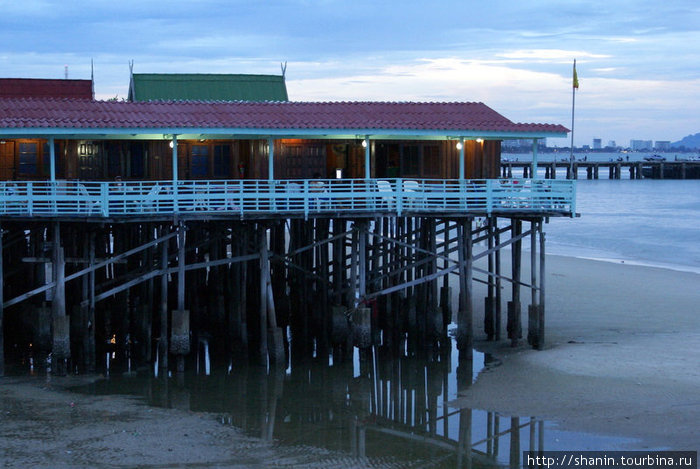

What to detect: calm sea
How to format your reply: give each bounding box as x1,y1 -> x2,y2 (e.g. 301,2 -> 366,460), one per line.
543,179 -> 700,273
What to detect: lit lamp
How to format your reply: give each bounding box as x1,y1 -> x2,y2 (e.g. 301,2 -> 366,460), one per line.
476,138 -> 484,143
361,140 -> 367,148
456,141 -> 463,150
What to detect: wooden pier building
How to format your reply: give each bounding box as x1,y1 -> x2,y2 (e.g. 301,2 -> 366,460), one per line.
0,94 -> 574,376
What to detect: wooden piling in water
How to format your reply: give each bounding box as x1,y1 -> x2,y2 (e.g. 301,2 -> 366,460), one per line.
171,221 -> 189,373
494,219 -> 503,341
0,203 -> 553,373
51,223 -> 69,375
0,222 -> 4,377
538,222 -> 546,350
507,220 -> 522,347
158,226 -> 169,371
456,218 -> 473,361
484,217 -> 496,340
527,219 -> 540,348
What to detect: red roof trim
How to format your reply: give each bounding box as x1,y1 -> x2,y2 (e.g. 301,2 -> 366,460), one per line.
0,98 -> 569,134
0,79 -> 93,99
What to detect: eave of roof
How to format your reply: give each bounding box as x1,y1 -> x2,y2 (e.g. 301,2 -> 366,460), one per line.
0,98 -> 569,140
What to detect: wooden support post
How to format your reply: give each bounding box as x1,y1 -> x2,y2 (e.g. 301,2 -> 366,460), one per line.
350,224 -> 359,308
52,223 -> 69,375
528,220 -> 539,347
508,220 -> 522,347
440,220 -> 452,331
427,218 -> 441,340
353,221 -> 371,349
316,219 -> 330,357
171,221 -> 189,372
159,226 -> 169,371
86,232 -> 96,373
258,225 -> 269,365
538,222 -> 546,350
484,217 -> 496,340
260,225 -> 284,365
358,222 -> 367,303
456,218 -> 473,361
495,220 -> 502,341
0,223 -> 3,377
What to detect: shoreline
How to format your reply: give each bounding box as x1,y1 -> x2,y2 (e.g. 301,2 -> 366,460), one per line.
455,253 -> 700,452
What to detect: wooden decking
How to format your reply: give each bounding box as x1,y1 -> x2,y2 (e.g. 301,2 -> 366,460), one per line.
0,178 -> 576,220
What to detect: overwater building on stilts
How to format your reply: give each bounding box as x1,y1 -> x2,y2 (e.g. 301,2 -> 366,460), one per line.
0,78 -> 575,377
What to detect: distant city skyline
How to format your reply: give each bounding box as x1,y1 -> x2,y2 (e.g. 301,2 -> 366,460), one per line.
2,0 -> 698,146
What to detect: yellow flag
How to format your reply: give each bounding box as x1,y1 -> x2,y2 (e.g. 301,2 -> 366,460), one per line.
573,60 -> 579,89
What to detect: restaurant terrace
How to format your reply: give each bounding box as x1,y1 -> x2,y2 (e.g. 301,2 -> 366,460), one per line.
0,86 -> 574,377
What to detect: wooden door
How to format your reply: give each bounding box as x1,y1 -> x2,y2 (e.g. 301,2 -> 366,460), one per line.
282,143 -> 326,179
0,140 -> 15,180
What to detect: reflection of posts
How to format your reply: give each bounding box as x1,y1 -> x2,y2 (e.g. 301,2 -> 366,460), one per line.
509,416 -> 520,469
457,408 -> 473,469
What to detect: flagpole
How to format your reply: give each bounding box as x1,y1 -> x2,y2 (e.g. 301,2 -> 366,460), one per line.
569,59 -> 577,178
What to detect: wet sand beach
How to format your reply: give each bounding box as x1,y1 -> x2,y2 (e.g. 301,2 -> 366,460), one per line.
455,254 -> 700,451
1,254 -> 698,467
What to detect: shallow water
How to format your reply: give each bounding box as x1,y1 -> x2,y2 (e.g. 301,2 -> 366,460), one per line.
70,338 -> 638,468
544,179 -> 700,273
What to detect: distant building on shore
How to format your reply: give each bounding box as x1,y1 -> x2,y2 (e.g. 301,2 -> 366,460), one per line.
592,138 -> 602,150
630,139 -> 653,151
654,141 -> 671,151
502,138 -> 548,151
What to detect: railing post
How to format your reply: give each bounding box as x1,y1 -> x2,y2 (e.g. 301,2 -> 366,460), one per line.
303,179 -> 309,219
396,178 -> 403,216
531,139 -> 539,177
27,182 -> 33,216
486,179 -> 493,215
101,183 -> 109,217
172,135 -> 179,212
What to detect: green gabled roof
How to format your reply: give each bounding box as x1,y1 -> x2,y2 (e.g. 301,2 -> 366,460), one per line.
128,73 -> 288,102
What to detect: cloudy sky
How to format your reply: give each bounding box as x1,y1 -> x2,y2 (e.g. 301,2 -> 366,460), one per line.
2,0 -> 698,147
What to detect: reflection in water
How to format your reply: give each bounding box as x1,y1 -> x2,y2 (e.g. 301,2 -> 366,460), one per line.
76,340 -> 548,468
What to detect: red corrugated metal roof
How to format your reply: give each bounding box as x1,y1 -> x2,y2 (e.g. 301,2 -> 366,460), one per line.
0,98 -> 569,134
0,79 -> 93,99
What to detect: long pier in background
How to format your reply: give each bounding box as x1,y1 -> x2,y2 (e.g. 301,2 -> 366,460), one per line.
501,161 -> 700,179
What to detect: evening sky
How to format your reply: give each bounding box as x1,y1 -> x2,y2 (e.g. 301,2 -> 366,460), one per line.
1,0 -> 698,147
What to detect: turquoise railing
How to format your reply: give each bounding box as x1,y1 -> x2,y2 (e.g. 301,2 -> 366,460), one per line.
0,178 -> 576,218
